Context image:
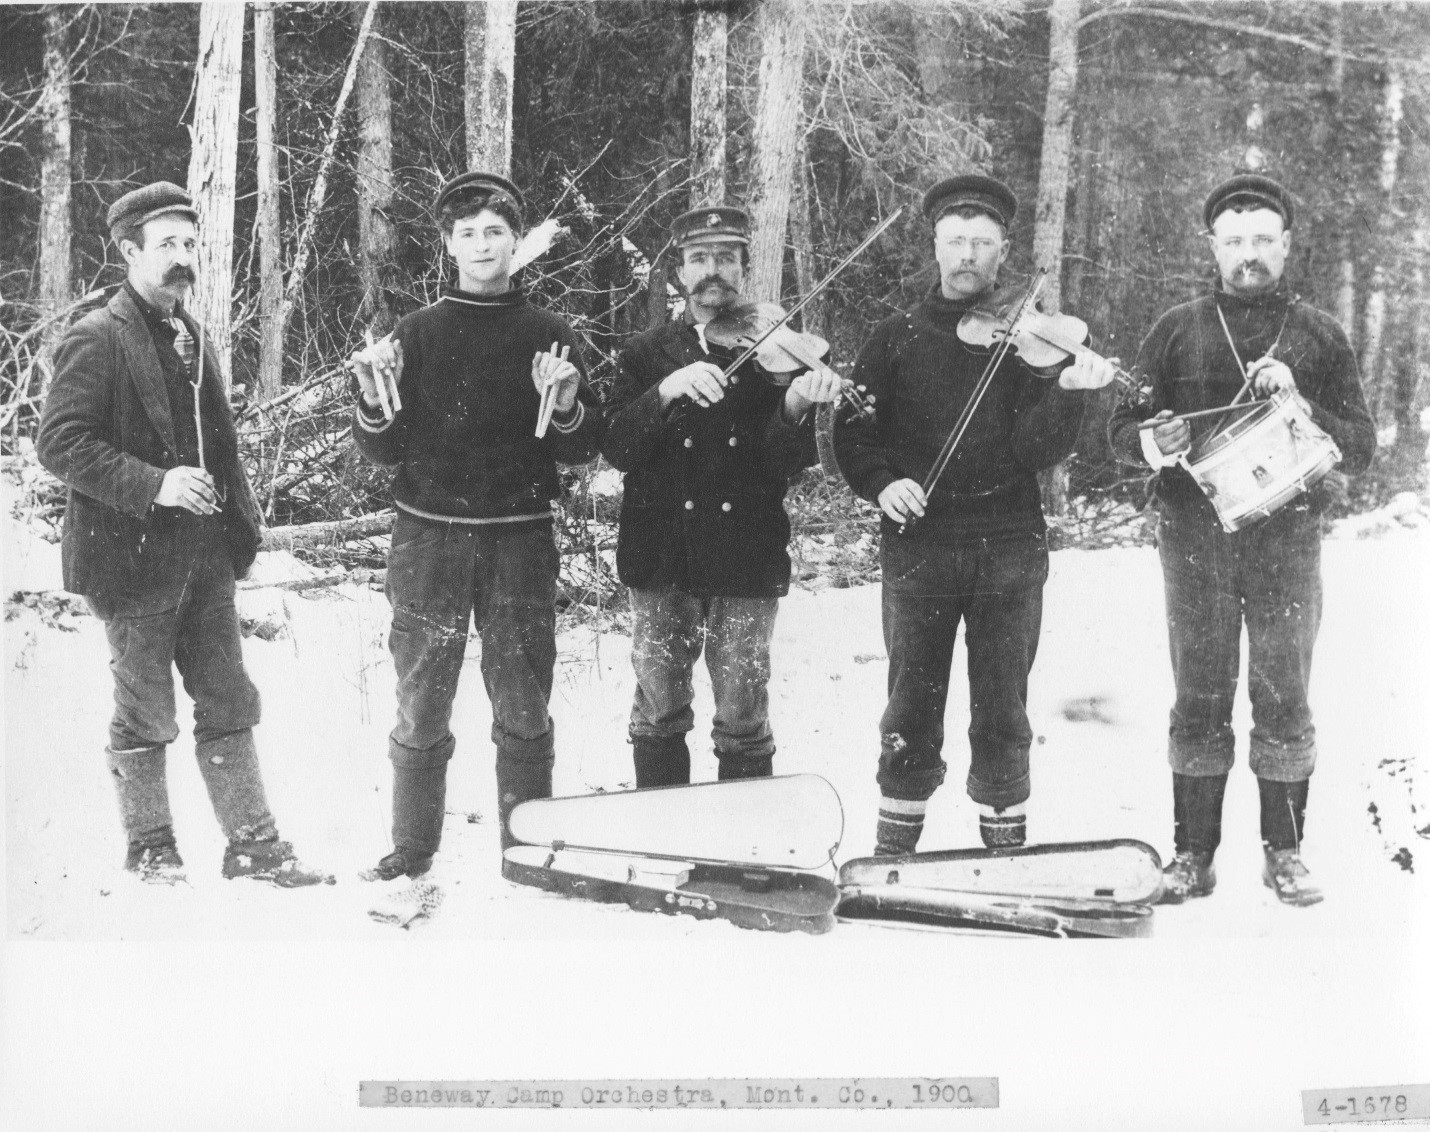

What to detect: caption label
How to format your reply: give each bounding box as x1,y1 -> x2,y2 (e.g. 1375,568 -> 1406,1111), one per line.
359,1078 -> 998,1110
1303,1084 -> 1430,1125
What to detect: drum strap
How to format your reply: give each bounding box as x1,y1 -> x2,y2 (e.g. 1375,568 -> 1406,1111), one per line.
1214,299 -> 1292,400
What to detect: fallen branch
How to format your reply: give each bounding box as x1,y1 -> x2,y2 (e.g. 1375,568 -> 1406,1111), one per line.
259,510 -> 394,552
239,566 -> 386,592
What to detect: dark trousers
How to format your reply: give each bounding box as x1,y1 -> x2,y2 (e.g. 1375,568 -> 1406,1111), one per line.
877,531 -> 1047,807
385,511 -> 559,773
1157,503 -> 1321,781
628,587 -> 779,762
85,523 -> 261,751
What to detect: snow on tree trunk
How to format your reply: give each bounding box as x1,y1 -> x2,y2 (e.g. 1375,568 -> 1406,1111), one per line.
745,0 -> 807,304
38,6 -> 72,378
186,2 -> 245,392
1033,0 -> 1079,517
355,2 -> 398,337
464,0 -> 518,176
254,2 -> 283,399
689,3 -> 728,208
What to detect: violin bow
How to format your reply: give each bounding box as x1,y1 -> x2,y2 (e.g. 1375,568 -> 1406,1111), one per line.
916,268 -> 1049,508
715,206 -> 905,382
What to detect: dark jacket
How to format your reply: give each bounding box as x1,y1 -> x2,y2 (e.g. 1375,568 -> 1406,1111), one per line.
36,286 -> 262,599
601,318 -> 817,598
834,286 -> 1084,540
1107,286 -> 1376,517
351,287 -> 602,524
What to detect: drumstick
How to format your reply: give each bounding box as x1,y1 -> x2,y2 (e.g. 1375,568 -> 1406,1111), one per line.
1136,400 -> 1271,430
534,343 -> 570,438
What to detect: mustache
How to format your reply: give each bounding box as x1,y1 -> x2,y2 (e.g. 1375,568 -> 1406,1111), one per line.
1236,261 -> 1269,273
691,276 -> 733,293
163,265 -> 196,285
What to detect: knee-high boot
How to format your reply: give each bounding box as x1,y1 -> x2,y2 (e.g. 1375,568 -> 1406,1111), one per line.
632,733 -> 691,788
195,729 -> 277,843
495,731 -> 554,852
107,744 -> 181,876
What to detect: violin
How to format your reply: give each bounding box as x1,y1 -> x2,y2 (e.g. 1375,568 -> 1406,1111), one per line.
704,300 -> 875,421
956,287 -> 1150,403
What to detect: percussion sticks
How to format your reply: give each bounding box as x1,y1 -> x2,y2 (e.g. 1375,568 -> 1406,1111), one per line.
1136,400 -> 1271,430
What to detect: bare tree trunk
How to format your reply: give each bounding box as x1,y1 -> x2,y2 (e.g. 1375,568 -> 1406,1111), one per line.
1033,0 -> 1080,516
1362,61 -> 1403,425
186,2 -> 246,392
355,1 -> 398,337
746,0 -> 807,303
1330,2 -> 1357,347
254,3 -> 283,398
689,3 -> 728,208
38,7 -> 72,376
464,0 -> 518,175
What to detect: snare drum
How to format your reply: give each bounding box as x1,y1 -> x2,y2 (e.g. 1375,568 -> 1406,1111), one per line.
1180,390 -> 1342,532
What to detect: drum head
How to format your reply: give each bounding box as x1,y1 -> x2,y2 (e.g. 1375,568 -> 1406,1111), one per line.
1189,397 -> 1278,462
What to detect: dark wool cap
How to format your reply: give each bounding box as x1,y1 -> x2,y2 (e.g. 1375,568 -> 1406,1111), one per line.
106,181 -> 197,238
923,174 -> 1018,229
672,205 -> 751,247
433,171 -> 525,220
1203,173 -> 1295,231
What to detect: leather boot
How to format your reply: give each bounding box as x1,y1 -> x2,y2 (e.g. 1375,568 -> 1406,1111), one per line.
1259,777 -> 1322,906
978,802 -> 1027,849
631,733 -> 691,788
496,751 -> 553,851
716,750 -> 773,782
223,837 -> 335,887
1159,772 -> 1228,904
195,730 -> 277,843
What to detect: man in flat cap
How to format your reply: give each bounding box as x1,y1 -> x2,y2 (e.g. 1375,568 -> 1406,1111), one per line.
601,205 -> 840,788
349,171 -> 603,880
37,181 -> 332,887
835,173 -> 1114,856
1108,173 -> 1375,905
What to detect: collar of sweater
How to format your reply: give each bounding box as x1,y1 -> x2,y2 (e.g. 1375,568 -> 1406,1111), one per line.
915,282 -> 1003,332
440,284 -> 526,310
1210,279 -> 1294,315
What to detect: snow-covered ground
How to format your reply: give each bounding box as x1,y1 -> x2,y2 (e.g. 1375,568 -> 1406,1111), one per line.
4,517 -> 1427,1132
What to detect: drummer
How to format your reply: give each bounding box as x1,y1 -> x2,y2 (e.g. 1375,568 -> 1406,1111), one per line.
1108,173 -> 1375,906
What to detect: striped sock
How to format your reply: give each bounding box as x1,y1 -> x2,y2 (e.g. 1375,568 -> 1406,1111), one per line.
978,802 -> 1026,849
874,797 -> 928,857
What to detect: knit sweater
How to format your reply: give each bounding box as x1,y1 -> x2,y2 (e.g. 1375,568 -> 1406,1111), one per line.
834,286 -> 1088,539
352,286 -> 602,524
1107,285 -> 1376,513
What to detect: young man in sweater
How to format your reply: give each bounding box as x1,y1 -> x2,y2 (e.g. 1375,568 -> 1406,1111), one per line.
349,172 -> 603,879
601,205 -> 840,787
835,175 -> 1114,856
1108,174 -> 1375,906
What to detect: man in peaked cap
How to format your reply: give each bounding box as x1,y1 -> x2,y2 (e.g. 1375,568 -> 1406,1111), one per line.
1108,172 -> 1375,906
349,171 -> 603,881
835,173 -> 1114,856
600,204 -> 840,789
37,181 -> 333,888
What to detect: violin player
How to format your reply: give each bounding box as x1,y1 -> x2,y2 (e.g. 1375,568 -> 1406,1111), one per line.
601,205 -> 842,787
1107,174 -> 1375,906
834,174 -> 1115,856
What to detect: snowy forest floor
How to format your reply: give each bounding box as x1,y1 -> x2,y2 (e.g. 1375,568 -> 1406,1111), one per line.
5,509 -> 1427,945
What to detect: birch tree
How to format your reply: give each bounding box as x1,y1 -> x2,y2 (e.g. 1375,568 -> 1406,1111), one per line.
355,1 -> 398,337
1032,0 -> 1079,514
186,2 -> 245,390
465,0 -> 518,175
1361,61 -> 1403,425
746,0 -> 807,303
37,7 -> 72,373
254,2 -> 282,398
689,3 -> 728,207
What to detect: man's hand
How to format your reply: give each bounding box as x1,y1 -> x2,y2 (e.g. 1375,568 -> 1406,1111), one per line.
1058,352 -> 1118,391
155,466 -> 221,515
784,366 -> 843,420
878,478 -> 927,523
350,336 -> 404,419
532,342 -> 579,414
1146,409 -> 1191,457
658,361 -> 731,409
1247,355 -> 1311,414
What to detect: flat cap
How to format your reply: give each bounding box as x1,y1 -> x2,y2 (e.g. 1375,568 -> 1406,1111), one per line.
433,171 -> 525,220
1203,173 -> 1294,231
672,205 -> 750,248
923,174 -> 1018,229
106,181 -> 197,237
